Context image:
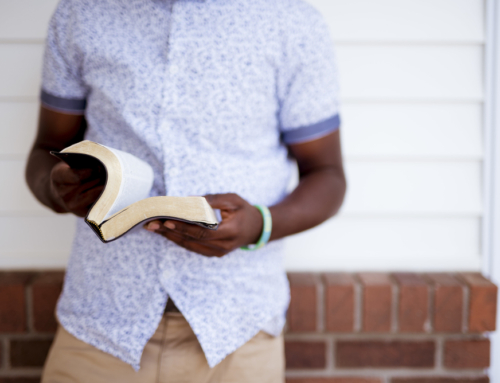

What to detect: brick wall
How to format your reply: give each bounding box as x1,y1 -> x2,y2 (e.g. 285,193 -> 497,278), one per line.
286,272 -> 497,383
0,271 -> 497,383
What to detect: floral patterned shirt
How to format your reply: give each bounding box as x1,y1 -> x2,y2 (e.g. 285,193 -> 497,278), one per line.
41,0 -> 340,370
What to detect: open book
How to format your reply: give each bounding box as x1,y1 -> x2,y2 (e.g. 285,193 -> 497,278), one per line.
51,141 -> 218,243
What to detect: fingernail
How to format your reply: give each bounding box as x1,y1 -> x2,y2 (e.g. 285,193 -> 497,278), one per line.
147,222 -> 160,231
164,221 -> 175,230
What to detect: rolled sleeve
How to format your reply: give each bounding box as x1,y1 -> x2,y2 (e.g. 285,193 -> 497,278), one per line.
41,0 -> 87,114
282,114 -> 340,145
278,6 -> 341,144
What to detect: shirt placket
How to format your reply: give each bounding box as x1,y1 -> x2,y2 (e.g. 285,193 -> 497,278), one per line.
157,0 -> 183,286
158,0 -> 181,194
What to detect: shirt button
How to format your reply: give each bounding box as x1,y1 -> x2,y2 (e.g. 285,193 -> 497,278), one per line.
169,64 -> 179,75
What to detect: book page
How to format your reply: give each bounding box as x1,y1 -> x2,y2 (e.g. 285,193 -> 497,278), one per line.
103,146 -> 154,221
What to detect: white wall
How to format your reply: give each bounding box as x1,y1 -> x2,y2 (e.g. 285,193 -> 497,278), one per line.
287,0 -> 485,271
0,0 -> 485,271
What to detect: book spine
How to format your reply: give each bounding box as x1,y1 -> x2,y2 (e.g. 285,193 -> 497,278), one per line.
86,219 -> 106,242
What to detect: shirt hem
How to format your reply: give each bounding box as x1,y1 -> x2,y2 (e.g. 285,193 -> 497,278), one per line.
56,312 -> 142,371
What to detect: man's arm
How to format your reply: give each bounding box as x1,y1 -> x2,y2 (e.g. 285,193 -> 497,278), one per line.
25,106 -> 104,217
269,129 -> 346,241
146,130 -> 346,256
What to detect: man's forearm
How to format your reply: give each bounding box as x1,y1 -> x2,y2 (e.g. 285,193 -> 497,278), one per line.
269,166 -> 346,241
26,106 -> 89,213
25,147 -> 66,213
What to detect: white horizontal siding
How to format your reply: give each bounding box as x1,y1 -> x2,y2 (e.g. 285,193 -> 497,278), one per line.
0,0 -> 483,43
0,215 -> 480,271
0,160 -> 51,214
0,44 -> 43,99
0,102 -> 38,156
0,215 -> 75,269
0,44 -> 482,101
1,216 -> 75,253
0,0 -> 58,41
308,0 -> 484,43
341,103 -> 483,159
342,161 -> 482,215
285,216 -> 481,271
0,102 -> 483,161
0,160 -> 483,216
337,45 -> 483,101
0,0 -> 486,271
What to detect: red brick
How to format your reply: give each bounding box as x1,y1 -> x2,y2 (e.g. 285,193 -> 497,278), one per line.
427,273 -> 463,332
443,339 -> 490,369
392,378 -> 488,383
287,379 -> 381,383
285,341 -> 326,369
460,273 -> 497,332
0,379 -> 42,383
324,273 -> 355,332
0,273 -> 34,333
394,273 -> 429,332
10,338 -> 54,367
336,340 -> 435,368
288,273 -> 318,332
32,272 -> 64,332
358,273 -> 392,332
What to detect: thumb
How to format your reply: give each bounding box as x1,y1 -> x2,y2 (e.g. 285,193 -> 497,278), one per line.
204,193 -> 241,210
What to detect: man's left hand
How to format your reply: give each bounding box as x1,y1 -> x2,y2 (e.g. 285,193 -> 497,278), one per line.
144,193 -> 263,257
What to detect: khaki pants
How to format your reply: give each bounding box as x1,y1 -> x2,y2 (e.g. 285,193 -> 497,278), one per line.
42,313 -> 285,383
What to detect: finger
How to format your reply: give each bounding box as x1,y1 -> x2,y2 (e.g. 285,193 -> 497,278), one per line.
53,163 -> 99,185
65,185 -> 104,216
153,224 -> 231,251
52,163 -> 81,184
173,217 -> 242,241
80,185 -> 104,206
80,178 -> 104,193
163,220 -> 219,241
72,167 -> 96,181
204,193 -> 241,210
53,167 -> 93,186
57,179 -> 102,203
144,220 -> 162,232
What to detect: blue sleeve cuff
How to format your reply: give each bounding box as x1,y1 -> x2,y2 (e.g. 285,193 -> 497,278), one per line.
40,89 -> 87,114
281,114 -> 340,145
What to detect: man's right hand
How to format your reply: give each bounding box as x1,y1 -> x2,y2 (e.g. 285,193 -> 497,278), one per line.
50,162 -> 104,217
26,106 -> 103,216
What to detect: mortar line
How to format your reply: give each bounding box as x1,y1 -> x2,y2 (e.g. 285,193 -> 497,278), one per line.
462,277 -> 470,333
285,369 -> 488,378
316,274 -> 325,332
391,275 -> 399,333
353,273 -> 362,332
325,334 -> 335,373
0,369 -> 44,377
25,282 -> 34,333
435,335 -> 444,371
425,275 -> 434,333
2,338 -> 8,370
284,332 -> 487,341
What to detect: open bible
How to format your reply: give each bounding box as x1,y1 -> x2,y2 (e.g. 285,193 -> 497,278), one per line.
51,141 -> 218,243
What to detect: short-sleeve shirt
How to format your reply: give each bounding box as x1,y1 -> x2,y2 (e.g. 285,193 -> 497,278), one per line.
41,0 -> 340,370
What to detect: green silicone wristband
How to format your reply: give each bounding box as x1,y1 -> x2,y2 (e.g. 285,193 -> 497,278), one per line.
240,205 -> 272,251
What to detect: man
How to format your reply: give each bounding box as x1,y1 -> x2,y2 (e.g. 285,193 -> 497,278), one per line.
26,0 -> 346,381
